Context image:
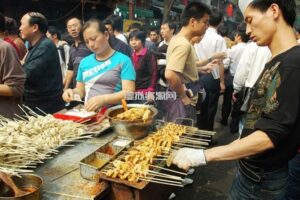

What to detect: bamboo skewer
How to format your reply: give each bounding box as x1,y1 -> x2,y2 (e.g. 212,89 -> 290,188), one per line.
150,164 -> 187,176
178,139 -> 209,145
180,136 -> 211,142
183,132 -> 213,137
173,142 -> 205,149
140,176 -> 182,184
148,170 -> 183,181
139,178 -> 183,187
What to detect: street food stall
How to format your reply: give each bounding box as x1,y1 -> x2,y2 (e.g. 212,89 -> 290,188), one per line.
0,104 -> 215,200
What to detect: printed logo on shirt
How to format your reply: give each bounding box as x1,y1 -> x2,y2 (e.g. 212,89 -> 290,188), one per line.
82,60 -> 112,80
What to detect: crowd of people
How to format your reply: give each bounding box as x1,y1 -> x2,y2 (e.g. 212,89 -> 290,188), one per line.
0,0 -> 300,199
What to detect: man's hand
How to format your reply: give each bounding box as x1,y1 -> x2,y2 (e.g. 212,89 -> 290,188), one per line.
171,148 -> 207,170
85,96 -> 104,112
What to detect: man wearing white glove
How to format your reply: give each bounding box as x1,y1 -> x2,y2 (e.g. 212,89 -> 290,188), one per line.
172,1 -> 300,200
172,148 -> 206,170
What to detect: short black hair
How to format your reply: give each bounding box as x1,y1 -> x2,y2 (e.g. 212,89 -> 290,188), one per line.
108,15 -> 123,32
209,8 -> 223,26
236,22 -> 250,42
149,27 -> 159,35
249,0 -> 296,27
181,2 -> 211,26
217,24 -> 228,37
47,25 -> 61,40
66,17 -> 83,26
103,18 -> 113,27
0,13 -> 5,32
129,30 -> 146,45
27,12 -> 48,34
61,32 -> 74,45
5,16 -> 18,35
128,23 -> 143,32
161,19 -> 178,34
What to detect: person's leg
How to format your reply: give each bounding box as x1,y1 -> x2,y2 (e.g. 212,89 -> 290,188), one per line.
228,169 -> 256,200
221,85 -> 233,125
229,165 -> 288,200
206,90 -> 220,131
197,92 -> 209,130
285,153 -> 300,200
260,165 -> 288,200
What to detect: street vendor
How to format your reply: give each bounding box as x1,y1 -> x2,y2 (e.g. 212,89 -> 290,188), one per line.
170,0 -> 300,199
62,19 -> 136,112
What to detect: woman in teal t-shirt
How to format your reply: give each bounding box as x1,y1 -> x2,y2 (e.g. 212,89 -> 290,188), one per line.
62,19 -> 136,112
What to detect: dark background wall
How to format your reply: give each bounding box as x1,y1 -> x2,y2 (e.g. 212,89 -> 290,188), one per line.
0,0 -> 114,30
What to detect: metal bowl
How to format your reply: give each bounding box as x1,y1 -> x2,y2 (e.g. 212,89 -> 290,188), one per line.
0,174 -> 43,200
106,104 -> 158,139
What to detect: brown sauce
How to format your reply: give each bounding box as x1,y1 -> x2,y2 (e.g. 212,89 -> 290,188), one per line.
21,187 -> 37,193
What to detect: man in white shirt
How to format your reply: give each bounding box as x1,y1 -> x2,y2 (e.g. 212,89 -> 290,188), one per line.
220,23 -> 249,128
194,8 -> 227,131
233,42 -> 271,92
46,26 -> 70,81
108,15 -> 128,44
231,41 -> 271,133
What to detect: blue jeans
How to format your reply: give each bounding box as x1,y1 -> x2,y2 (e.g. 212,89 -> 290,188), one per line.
284,153 -> 300,200
228,165 -> 288,200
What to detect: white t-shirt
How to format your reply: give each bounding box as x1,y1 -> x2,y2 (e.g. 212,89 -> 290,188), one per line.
233,42 -> 271,91
223,42 -> 247,76
194,27 -> 227,60
116,33 -> 128,44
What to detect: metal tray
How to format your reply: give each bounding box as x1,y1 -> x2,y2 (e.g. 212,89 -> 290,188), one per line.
80,136 -> 134,181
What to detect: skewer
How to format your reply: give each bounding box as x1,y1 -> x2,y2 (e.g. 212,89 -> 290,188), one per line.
35,107 -> 48,115
173,143 -> 205,149
140,176 -> 182,184
150,164 -> 187,176
185,129 -> 215,136
183,132 -> 212,137
178,139 -> 209,145
148,170 -> 183,181
180,136 -> 211,142
153,158 -> 167,161
139,178 -> 183,187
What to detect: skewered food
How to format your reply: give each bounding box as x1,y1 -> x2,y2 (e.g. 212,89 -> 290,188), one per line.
114,108 -> 152,121
0,110 -> 89,175
105,123 -> 189,182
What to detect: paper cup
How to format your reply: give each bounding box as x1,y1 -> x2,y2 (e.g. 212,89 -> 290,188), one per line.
211,65 -> 220,79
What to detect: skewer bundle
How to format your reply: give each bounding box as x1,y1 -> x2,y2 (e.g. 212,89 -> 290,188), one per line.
0,106 -> 92,175
103,123 -> 212,186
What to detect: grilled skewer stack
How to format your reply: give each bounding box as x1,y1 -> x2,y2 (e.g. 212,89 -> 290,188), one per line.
0,106 -> 92,175
103,123 -> 214,187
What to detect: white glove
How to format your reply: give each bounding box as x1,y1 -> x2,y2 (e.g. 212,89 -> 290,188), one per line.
172,148 -> 207,170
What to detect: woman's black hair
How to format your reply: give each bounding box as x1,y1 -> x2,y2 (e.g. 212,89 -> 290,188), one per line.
128,30 -> 146,46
